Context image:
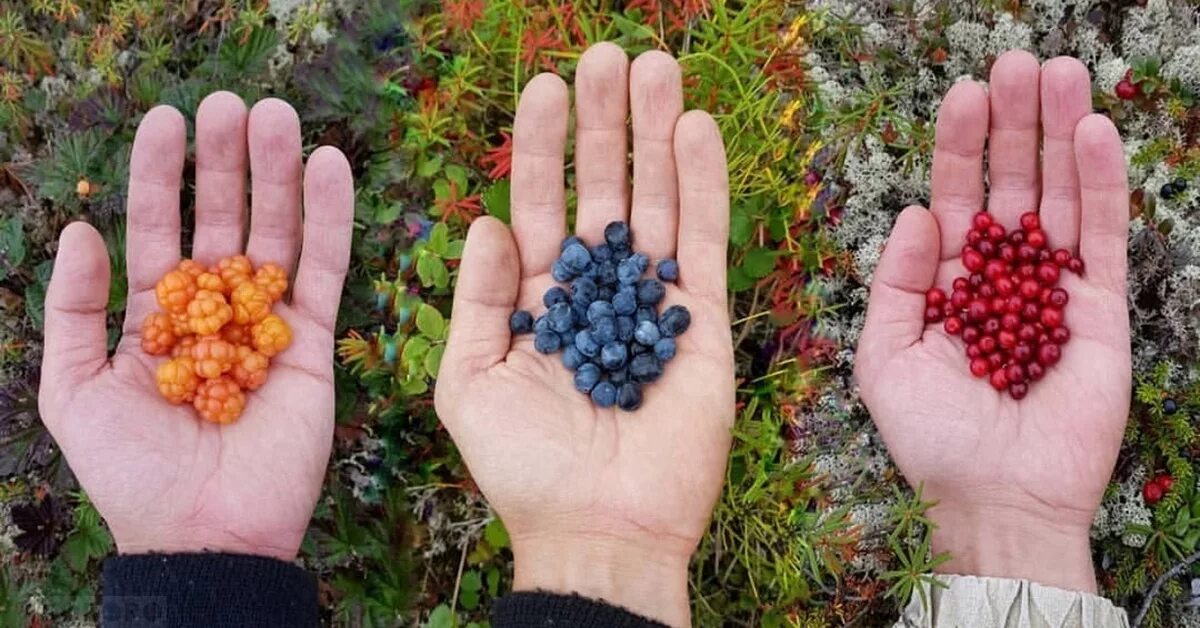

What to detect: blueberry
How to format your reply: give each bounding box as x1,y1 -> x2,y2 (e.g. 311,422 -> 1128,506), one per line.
635,306 -> 657,324
612,286 -> 638,315
617,382 -> 643,411
543,286 -> 568,307
560,235 -> 584,251
600,342 -> 629,370
1161,182 -> 1178,199
559,330 -> 576,347
616,316 -> 636,342
596,261 -> 618,285
654,337 -> 676,361
597,286 -> 615,302
658,305 -> 692,337
534,331 -> 561,354
609,367 -> 628,384
571,301 -> 589,325
572,277 -> 598,303
633,320 -> 661,346
637,279 -> 666,306
575,329 -> 600,357
629,353 -> 663,383
562,345 -> 586,370
591,244 -> 612,262
590,381 -> 618,408
1173,178 -> 1188,192
592,318 -> 617,345
547,302 -> 574,333
551,260 -> 575,282
1165,399 -> 1179,415
612,247 -> 632,262
509,310 -> 534,334
534,314 -> 550,335
656,259 -> 679,282
560,242 -> 592,272
604,221 -> 631,249
617,253 -> 649,284
574,363 -> 602,393
587,300 -> 616,324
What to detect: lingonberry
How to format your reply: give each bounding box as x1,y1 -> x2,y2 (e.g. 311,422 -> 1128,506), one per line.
1050,326 -> 1071,344
986,223 -> 1006,242
925,288 -> 947,308
1143,481 -> 1164,505
1067,257 -> 1085,274
990,297 -> 1007,314
1156,474 -> 1174,491
1036,262 -> 1060,285
998,330 -> 1017,350
1019,279 -> 1041,300
961,326 -> 981,344
1052,249 -> 1072,267
966,343 -> 983,359
999,244 -> 1016,262
1021,302 -> 1041,322
979,336 -> 998,354
984,259 -> 1008,281
1001,313 -> 1020,331
1009,383 -> 1029,400
951,289 -> 971,309
966,229 -> 983,245
1019,212 -> 1040,231
953,277 -> 969,291
1048,288 -> 1069,307
962,249 -> 985,272
1005,363 -> 1026,385
1017,264 -> 1036,279
942,302 -> 956,318
972,212 -> 993,230
1017,243 -> 1038,262
141,313 -> 177,356
1040,307 -> 1064,328
983,318 -> 1001,336
978,283 -> 996,299
966,299 -> 989,322
1005,295 -> 1024,314
994,277 -> 1015,296
1037,343 -> 1061,366
969,358 -> 990,377
987,352 -> 1004,370
1012,343 -> 1033,364
1038,249 -> 1051,262
1027,362 -> 1045,381
1008,230 -> 1025,245
943,316 -> 964,335
1018,323 -> 1038,343
1115,79 -> 1139,101
969,273 -> 984,288
989,368 -> 1009,391
193,376 -> 247,424
1025,229 -> 1046,250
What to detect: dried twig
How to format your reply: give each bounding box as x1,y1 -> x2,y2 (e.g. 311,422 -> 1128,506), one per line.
1133,549 -> 1200,627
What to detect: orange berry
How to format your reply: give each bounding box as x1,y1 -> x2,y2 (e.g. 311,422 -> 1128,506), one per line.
196,271 -> 226,294
231,345 -> 270,391
191,336 -> 238,380
254,263 -> 288,302
251,313 -> 292,357
217,255 -> 254,292
193,376 -> 246,424
169,312 -> 192,336
177,259 -> 206,279
155,270 -> 198,315
172,334 -> 198,358
231,282 -> 272,325
156,357 -> 200,404
221,322 -> 251,346
140,313 -> 177,356
186,289 -> 233,336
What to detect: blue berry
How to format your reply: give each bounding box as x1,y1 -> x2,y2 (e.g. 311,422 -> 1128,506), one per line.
562,345 -> 586,370
656,259 -> 679,282
560,235 -> 584,251
636,279 -> 665,306
571,301 -> 589,325
571,277 -> 598,303
629,353 -> 663,383
616,316 -> 635,343
547,302 -> 574,333
635,306 -> 657,324
559,330 -> 575,347
534,331 -> 561,354
617,382 -> 643,411
658,305 -> 691,337
574,329 -> 600,357
600,342 -> 628,370
609,367 -> 628,384
604,221 -> 631,249
597,286 -> 615,302
653,337 -> 676,361
560,242 -> 592,273
587,300 -> 616,324
595,261 -> 618,285
543,286 -> 568,307
617,253 -> 649,284
574,363 -> 601,393
592,318 -> 617,345
509,310 -> 534,334
591,244 -> 612,262
634,320 -> 661,346
551,260 -> 575,282
612,287 -> 638,315
533,314 -> 550,335
1165,399 -> 1179,415
590,381 -> 617,408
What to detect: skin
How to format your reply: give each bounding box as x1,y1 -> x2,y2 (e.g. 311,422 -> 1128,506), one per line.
856,52 -> 1131,593
435,43 -> 735,627
38,93 -> 354,562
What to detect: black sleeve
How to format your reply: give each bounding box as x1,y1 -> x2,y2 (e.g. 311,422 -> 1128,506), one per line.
493,591 -> 668,627
100,552 -> 317,628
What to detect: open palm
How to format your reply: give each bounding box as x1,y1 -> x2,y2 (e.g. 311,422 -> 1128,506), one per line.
434,44 -> 733,626
855,53 -> 1131,591
38,94 -> 353,561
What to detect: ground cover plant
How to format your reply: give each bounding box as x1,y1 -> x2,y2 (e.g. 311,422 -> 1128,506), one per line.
2,0 -> 1200,626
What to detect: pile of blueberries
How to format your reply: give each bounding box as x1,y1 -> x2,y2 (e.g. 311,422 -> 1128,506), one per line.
509,221 -> 690,412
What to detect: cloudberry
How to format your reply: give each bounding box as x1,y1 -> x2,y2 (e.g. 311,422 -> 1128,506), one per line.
187,289 -> 233,336
221,322 -> 251,346
196,271 -> 226,294
191,336 -> 238,380
254,263 -> 288,302
157,357 -> 200,404
169,312 -> 192,336
140,313 -> 177,356
193,376 -> 246,424
231,345 -> 269,391
155,270 -> 198,314
172,335 -> 198,358
178,259 -> 206,279
217,255 -> 254,291
231,282 -> 272,325
251,314 -> 292,357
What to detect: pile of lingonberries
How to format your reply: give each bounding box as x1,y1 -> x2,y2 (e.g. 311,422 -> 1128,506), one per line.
925,211 -> 1084,400
142,256 -> 292,423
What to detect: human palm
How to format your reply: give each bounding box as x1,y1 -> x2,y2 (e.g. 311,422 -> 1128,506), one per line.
38,94 -> 354,561
856,52 -> 1130,591
435,44 -> 733,625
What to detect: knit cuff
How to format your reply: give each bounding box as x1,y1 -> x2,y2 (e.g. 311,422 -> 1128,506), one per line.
493,591 -> 668,628
101,552 -> 318,628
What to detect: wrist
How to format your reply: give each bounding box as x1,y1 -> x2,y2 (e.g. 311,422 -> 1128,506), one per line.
114,525 -> 302,563
512,532 -> 692,627
930,500 -> 1097,593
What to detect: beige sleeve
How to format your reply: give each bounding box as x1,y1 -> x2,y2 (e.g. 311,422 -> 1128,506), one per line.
894,575 -> 1130,628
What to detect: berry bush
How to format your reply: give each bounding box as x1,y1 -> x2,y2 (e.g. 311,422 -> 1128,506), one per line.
1,1 -> 1200,626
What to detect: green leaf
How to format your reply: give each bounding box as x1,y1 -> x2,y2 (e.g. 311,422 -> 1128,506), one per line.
416,252 -> 441,287
445,164 -> 469,190
727,266 -> 755,292
433,179 -> 452,201
428,222 -> 450,255
418,156 -> 444,179
483,180 -> 511,223
402,335 -> 431,366
742,247 -> 776,279
25,280 -> 45,329
426,604 -> 454,628
460,570 -> 482,609
416,304 -> 445,338
432,261 -> 450,290
484,518 -> 510,549
424,344 -> 444,376
444,240 -> 465,260
486,566 -> 501,597
729,206 -> 753,247
401,376 -> 429,396
0,217 -> 25,281
62,519 -> 113,572
375,202 -> 404,225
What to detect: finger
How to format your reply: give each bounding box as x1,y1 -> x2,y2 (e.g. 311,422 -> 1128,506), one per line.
674,111 -> 728,308
292,147 -> 354,334
930,81 -> 988,256
126,105 -> 185,296
41,223 -> 111,402
246,98 -> 303,274
986,50 -> 1041,229
629,51 -> 683,260
437,217 -> 520,405
857,206 -> 940,381
1075,114 -> 1128,294
573,43 -> 630,243
1040,57 -> 1092,251
511,73 -> 568,275
193,91 -> 249,264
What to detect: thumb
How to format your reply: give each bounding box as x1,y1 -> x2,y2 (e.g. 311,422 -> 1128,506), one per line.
40,222 -> 112,408
855,206 -> 940,383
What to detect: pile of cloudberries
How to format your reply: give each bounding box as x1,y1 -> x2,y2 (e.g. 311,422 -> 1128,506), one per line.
143,256 -> 292,423
925,211 -> 1084,400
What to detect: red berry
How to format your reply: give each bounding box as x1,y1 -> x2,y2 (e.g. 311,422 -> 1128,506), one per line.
1037,262 -> 1060,285
1157,474 -> 1174,491
980,240 -> 1000,258
926,288 -> 947,307
998,330 -> 1017,349
986,224 -> 1006,242
1115,79 -> 1138,101
1006,363 -> 1026,385
999,244 -> 1016,262
1143,481 -> 1164,505
1050,326 -> 1070,344
990,368 -> 1009,391
1019,279 -> 1041,300
991,297 -> 1007,314
943,315 -> 964,335
970,358 -> 990,377
951,289 -> 971,309
943,302 -> 957,317
962,326 -> 981,344
1037,343 -> 1061,366
1017,244 -> 1038,262
1019,212 -> 1040,232
966,229 -> 984,245
967,299 -> 990,322
987,352 -> 1005,370
1000,313 -> 1021,331
925,305 -> 944,323
1027,362 -> 1045,381
984,259 -> 1009,281
1025,229 -> 1046,249
963,249 -> 985,272
1017,264 -> 1036,279
1005,295 -> 1024,314
1018,324 -> 1038,343
983,318 -> 1001,336
953,277 -> 969,291
1021,302 -> 1041,322
1052,249 -> 1072,267
1038,249 -> 1051,262
969,273 -> 985,288
966,343 -> 983,359
1009,382 -> 1029,400
1009,230 -> 1026,245
980,336 -> 998,354
1012,343 -> 1033,364
972,212 -> 993,230
1067,257 -> 1084,274
1040,307 -> 1064,328
978,284 -> 996,300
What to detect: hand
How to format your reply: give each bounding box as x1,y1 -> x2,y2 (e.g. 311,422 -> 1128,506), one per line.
855,52 -> 1130,592
38,93 -> 354,562
435,43 -> 734,627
